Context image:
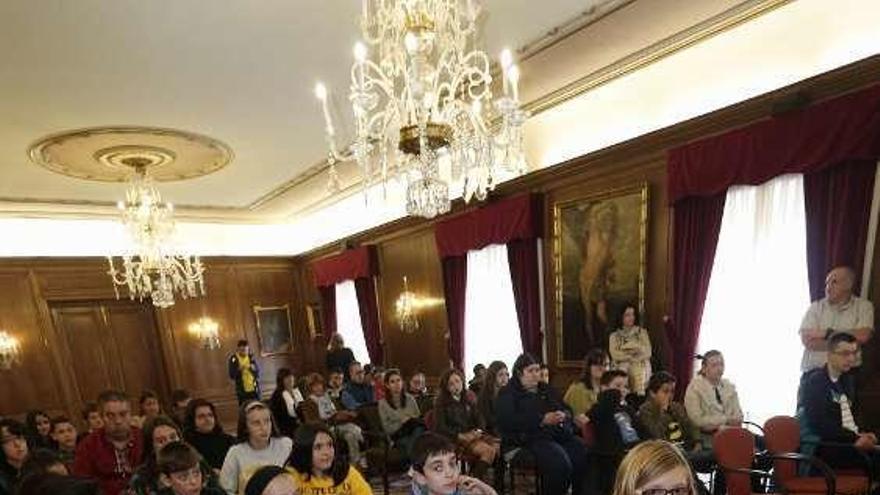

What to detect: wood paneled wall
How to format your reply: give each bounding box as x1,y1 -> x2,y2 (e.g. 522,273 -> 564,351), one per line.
0,257 -> 324,430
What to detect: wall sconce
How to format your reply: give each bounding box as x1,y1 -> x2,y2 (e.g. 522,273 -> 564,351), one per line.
0,330 -> 22,370
395,276 -> 420,334
188,317 -> 220,350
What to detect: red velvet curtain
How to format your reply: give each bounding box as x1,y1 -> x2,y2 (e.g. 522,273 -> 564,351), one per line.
507,238 -> 543,358
355,277 -> 385,364
670,195 -> 726,396
318,285 -> 337,339
441,256 -> 468,369
804,159 -> 878,300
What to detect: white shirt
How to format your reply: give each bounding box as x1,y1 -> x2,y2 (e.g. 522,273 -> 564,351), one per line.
683,374 -> 743,446
219,437 -> 292,495
282,389 -> 304,417
799,296 -> 874,371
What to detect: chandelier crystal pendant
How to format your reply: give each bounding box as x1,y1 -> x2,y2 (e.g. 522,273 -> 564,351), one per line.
395,276 -> 420,334
315,0 -> 528,218
107,162 -> 206,308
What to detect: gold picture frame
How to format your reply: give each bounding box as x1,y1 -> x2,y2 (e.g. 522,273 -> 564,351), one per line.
553,182 -> 648,367
305,303 -> 324,340
253,305 -> 294,356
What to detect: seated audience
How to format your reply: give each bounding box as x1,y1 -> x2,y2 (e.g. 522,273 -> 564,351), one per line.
325,333 -> 356,382
24,411 -> 53,450
379,368 -> 425,458
287,423 -> 371,495
495,353 -> 588,495
50,416 -> 78,469
432,369 -> 499,478
219,401 -> 293,495
0,419 -> 28,495
80,402 -> 104,442
410,432 -> 497,495
157,441 -> 225,495
800,266 -> 874,372
612,440 -> 697,495
340,362 -> 374,411
475,361 -> 508,436
132,415 -> 219,495
683,350 -> 743,448
799,332 -> 879,473
170,390 -> 192,428
134,390 -> 164,429
564,348 -> 608,425
639,373 -> 701,450
21,448 -> 69,478
269,368 -> 302,438
184,399 -> 235,473
590,370 -> 643,453
371,366 -> 387,402
467,364 -> 486,395
242,465 -> 298,495
609,304 -> 653,395
326,368 -> 345,402
306,373 -> 363,466
15,472 -> 98,495
74,390 -> 144,495
408,371 -> 428,398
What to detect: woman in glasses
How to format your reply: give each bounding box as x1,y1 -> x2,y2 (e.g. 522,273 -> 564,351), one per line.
612,440 -> 696,495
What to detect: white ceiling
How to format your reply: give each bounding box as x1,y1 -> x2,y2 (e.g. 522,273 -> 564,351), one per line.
0,0 -> 610,214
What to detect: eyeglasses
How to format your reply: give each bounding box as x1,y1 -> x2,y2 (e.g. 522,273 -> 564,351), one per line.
639,487 -> 692,495
169,467 -> 202,483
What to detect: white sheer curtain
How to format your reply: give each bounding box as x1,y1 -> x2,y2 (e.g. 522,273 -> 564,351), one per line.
335,280 -> 371,364
698,174 -> 811,425
464,243 -> 523,380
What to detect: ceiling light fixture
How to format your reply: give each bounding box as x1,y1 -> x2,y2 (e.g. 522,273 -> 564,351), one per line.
315,0 -> 528,218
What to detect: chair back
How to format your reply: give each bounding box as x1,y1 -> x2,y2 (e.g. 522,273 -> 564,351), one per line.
297,399 -> 322,424
714,427 -> 756,495
358,402 -> 385,436
764,415 -> 801,483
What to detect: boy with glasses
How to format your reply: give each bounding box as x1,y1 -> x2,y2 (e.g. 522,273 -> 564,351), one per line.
157,441 -> 223,495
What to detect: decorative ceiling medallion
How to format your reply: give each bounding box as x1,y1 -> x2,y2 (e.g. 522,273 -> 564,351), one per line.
28,126 -> 233,182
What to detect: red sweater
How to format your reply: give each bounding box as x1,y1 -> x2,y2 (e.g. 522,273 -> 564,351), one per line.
73,428 -> 143,495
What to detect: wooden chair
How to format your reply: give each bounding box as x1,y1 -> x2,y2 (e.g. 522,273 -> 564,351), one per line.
713,427 -> 775,495
358,402 -> 408,495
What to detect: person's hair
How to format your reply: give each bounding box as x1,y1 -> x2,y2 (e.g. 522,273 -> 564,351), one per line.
477,361 -> 508,416
472,363 -> 486,375
647,371 -> 676,395
829,332 -> 858,351
244,465 -> 289,495
15,472 -> 98,495
97,390 -> 129,409
328,367 -> 344,377
512,353 -> 540,381
0,419 -> 26,470
276,367 -> 295,391
306,372 -> 325,392
696,350 -> 723,375
50,416 -> 74,434
170,389 -> 190,406
435,368 -> 466,409
411,432 -> 457,474
383,368 -> 407,409
327,333 -> 344,351
612,440 -> 695,495
618,303 -> 641,328
25,410 -> 50,440
139,389 -> 160,408
156,441 -> 201,475
348,360 -> 362,372
600,369 -> 629,387
237,339 -> 249,348
288,422 -> 349,485
81,402 -> 99,421
141,415 -> 182,479
183,398 -> 223,435
20,448 -> 66,478
236,401 -> 279,443
581,348 -> 609,389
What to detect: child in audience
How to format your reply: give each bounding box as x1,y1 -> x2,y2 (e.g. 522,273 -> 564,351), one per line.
306,373 -> 363,467
432,369 -> 498,478
157,441 -> 225,495
287,423 -> 371,495
81,402 -> 104,439
564,348 -> 609,426
220,401 -> 293,495
134,390 -> 165,428
130,416 -> 189,495
20,448 -> 69,478
0,419 -> 29,495
608,304 -> 653,395
183,399 -> 235,473
242,465 -> 298,495
638,372 -> 701,450
475,361 -> 508,436
24,410 -> 53,450
270,368 -> 302,438
612,440 -> 697,495
683,350 -> 743,448
408,372 -> 428,399
170,390 -> 192,428
590,369 -> 644,494
50,416 -> 78,468
326,369 -> 345,402
410,432 -> 497,495
379,368 -> 425,458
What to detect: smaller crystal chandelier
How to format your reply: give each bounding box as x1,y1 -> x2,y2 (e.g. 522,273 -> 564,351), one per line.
107,161 -> 206,308
0,331 -> 22,370
188,317 -> 221,350
395,276 -> 420,334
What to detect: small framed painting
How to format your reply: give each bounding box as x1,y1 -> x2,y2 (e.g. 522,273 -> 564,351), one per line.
253,305 -> 293,356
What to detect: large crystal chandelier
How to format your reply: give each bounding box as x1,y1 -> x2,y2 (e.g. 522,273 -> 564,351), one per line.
314,0 -> 528,218
107,162 -> 206,308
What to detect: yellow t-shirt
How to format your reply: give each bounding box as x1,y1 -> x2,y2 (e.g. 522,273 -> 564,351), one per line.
238,353 -> 257,393
289,466 -> 373,495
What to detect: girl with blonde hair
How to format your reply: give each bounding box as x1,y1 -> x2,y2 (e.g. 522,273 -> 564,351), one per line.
612,440 -> 696,495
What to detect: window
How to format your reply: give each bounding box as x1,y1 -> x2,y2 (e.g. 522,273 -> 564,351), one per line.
464,243 -> 523,379
334,280 -> 371,364
698,174 -> 810,425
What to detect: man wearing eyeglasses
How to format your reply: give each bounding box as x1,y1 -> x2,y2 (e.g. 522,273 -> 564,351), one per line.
799,332 -> 878,474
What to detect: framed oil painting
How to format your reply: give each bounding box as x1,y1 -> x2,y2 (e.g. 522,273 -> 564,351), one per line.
253,305 -> 293,356
553,183 -> 648,366
305,303 -> 324,340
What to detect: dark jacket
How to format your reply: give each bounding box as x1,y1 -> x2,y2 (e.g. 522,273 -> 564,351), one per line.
495,377 -> 574,448
227,352 -> 260,399
798,366 -> 860,444
0,462 -> 18,495
341,381 -> 375,410
638,400 -> 700,450
435,398 -> 480,440
326,348 -> 356,379
184,430 -> 235,471
590,389 -> 645,455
